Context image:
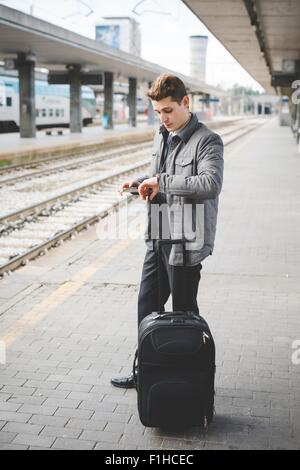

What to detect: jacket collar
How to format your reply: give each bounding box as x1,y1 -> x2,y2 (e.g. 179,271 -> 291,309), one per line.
159,112 -> 199,144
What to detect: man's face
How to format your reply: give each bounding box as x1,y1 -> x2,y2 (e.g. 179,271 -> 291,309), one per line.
152,95 -> 190,132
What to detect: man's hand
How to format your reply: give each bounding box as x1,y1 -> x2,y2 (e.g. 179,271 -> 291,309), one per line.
118,180 -> 138,196
138,177 -> 159,201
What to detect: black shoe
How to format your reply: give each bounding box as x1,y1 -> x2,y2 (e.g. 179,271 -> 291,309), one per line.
110,373 -> 136,389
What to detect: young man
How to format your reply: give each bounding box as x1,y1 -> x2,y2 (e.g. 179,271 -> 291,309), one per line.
111,74 -> 224,388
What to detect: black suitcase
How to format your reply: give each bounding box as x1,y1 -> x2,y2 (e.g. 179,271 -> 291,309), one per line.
133,193 -> 216,428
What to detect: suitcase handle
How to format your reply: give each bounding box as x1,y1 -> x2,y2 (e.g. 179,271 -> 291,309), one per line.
149,188 -> 191,314
157,191 -> 188,313
157,238 -> 187,313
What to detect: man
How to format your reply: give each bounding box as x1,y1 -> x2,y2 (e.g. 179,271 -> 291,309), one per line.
111,74 -> 224,388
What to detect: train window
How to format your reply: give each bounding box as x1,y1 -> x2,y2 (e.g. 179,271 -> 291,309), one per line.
55,109 -> 60,117
49,109 -> 53,117
61,109 -> 64,117
6,97 -> 12,107
42,109 -> 46,117
36,109 -> 39,117
0,83 -> 4,107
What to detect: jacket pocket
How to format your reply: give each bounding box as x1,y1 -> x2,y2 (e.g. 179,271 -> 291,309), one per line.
175,154 -> 195,176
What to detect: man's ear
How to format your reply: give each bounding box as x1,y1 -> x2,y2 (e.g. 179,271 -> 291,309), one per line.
182,95 -> 190,109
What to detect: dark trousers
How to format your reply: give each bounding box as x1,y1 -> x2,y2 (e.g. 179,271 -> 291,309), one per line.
138,241 -> 202,325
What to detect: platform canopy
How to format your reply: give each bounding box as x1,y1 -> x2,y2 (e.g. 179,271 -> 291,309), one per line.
182,0 -> 300,96
0,4 -> 225,97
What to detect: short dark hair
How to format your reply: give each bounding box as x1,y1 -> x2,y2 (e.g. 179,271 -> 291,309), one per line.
147,74 -> 187,104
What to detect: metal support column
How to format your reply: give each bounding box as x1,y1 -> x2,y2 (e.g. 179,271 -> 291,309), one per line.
147,81 -> 155,125
104,71 -> 114,129
128,77 -> 137,127
68,64 -> 82,133
190,93 -> 195,112
17,52 -> 36,138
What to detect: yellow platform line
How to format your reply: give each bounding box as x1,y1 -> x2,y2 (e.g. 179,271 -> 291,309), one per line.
0,237 -> 135,348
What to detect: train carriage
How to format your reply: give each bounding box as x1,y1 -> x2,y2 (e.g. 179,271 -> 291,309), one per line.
0,75 -> 96,133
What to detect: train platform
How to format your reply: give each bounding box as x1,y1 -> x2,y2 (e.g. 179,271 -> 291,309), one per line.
0,121 -> 155,166
0,116 -> 242,166
0,117 -> 299,450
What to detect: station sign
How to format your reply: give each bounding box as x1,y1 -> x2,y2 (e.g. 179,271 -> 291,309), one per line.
271,72 -> 298,87
198,97 -> 219,102
48,71 -> 103,85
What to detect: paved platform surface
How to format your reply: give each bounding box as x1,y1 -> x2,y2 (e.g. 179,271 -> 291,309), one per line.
0,116 -> 240,162
0,121 -> 155,163
0,118 -> 299,450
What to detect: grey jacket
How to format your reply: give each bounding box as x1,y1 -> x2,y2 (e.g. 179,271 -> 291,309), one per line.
136,113 -> 224,266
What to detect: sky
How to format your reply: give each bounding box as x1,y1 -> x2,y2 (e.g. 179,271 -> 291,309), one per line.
0,0 -> 265,92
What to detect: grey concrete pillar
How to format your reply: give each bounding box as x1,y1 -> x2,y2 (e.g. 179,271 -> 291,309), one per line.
68,65 -> 82,133
189,93 -> 195,112
198,93 -> 204,112
128,77 -> 137,127
228,97 -> 232,116
147,81 -> 155,126
17,53 -> 36,138
205,93 -> 210,108
104,71 -> 114,129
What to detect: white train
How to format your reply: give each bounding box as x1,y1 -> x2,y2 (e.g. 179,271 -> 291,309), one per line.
0,74 -> 96,133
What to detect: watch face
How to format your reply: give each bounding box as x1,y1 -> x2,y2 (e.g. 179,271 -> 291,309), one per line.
282,59 -> 295,73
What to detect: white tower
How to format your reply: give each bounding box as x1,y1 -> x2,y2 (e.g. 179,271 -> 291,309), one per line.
189,35 -> 208,82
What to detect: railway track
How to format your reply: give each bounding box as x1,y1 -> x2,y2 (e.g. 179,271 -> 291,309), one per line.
0,117 -> 266,277
0,141 -> 152,186
0,117 -> 259,185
